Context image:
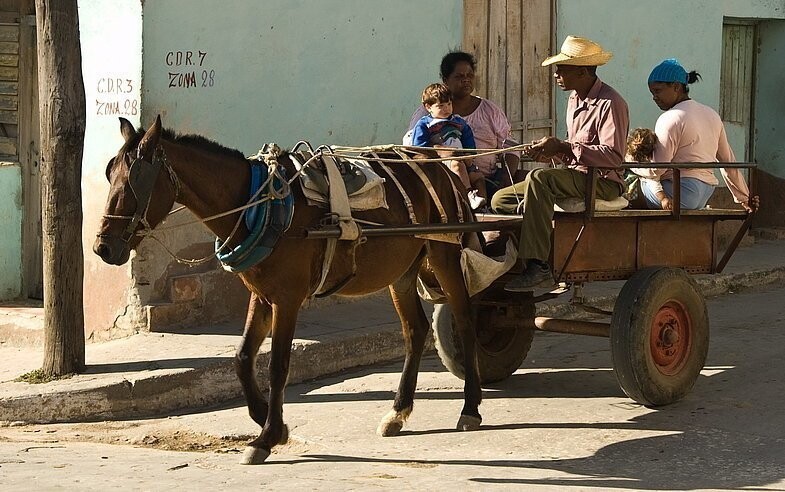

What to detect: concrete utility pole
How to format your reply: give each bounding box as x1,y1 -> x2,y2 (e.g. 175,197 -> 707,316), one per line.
35,0 -> 86,376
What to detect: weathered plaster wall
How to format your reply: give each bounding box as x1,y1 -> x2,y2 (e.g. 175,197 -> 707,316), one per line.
130,0 -> 463,324
554,0 -> 785,175
0,163 -> 21,299
78,0 -> 144,338
140,0 -> 462,148
755,19 -> 785,178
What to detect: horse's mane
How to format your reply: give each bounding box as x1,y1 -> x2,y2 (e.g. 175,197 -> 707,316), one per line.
123,125 -> 246,161
161,128 -> 246,160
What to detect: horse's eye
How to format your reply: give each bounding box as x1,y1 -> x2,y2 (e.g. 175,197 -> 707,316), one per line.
105,158 -> 115,182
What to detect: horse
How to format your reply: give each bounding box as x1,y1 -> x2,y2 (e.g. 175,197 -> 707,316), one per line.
93,116 -> 482,464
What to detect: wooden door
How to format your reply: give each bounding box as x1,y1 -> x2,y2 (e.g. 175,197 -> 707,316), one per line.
463,0 -> 554,162
0,2 -> 40,299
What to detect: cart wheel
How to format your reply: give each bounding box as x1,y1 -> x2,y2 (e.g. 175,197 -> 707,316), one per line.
432,301 -> 534,384
611,266 -> 709,406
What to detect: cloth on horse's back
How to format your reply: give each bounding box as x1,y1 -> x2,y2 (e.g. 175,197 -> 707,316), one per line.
289,151 -> 388,211
215,161 -> 294,272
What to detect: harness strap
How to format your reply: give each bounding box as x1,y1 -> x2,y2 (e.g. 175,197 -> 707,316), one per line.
439,161 -> 467,224
310,148 -> 362,297
322,152 -> 360,241
313,233 -> 338,296
402,157 -> 449,223
375,152 -> 418,224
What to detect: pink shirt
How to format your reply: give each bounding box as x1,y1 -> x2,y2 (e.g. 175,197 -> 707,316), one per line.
561,77 -> 629,188
641,99 -> 749,203
408,98 -> 516,177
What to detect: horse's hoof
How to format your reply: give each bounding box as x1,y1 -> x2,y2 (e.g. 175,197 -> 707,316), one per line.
240,446 -> 271,465
456,414 -> 482,431
377,419 -> 404,437
279,423 -> 289,445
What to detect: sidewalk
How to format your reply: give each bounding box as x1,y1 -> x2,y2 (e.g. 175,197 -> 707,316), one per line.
1,234 -> 784,424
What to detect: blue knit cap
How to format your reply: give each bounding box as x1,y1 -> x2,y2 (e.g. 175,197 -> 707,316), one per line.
648,58 -> 688,84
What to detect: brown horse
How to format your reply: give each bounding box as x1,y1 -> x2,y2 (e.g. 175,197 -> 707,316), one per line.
94,116 -> 482,464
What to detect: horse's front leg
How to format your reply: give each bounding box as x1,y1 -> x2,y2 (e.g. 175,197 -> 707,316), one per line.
242,300 -> 300,465
378,258 -> 430,437
428,242 -> 482,431
234,294 -> 272,428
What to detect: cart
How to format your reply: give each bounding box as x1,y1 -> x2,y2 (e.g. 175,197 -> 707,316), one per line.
432,163 -> 756,407
306,162 -> 756,407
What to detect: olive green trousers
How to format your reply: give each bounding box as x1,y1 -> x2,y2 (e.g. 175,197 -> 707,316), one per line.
490,168 -> 621,262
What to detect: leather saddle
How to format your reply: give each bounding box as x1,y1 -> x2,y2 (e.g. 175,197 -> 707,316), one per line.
293,150 -> 368,196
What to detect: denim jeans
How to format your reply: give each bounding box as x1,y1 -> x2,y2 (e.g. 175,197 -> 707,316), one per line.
640,177 -> 716,210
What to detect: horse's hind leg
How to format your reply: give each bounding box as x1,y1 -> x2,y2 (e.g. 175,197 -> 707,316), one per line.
242,299 -> 301,465
378,255 -> 430,437
234,294 -> 272,428
428,242 -> 482,431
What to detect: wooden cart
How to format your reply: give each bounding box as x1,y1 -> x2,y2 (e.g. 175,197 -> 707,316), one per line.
430,163 -> 756,407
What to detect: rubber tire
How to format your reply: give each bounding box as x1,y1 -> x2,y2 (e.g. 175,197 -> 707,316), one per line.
611,266 -> 709,407
432,302 -> 534,384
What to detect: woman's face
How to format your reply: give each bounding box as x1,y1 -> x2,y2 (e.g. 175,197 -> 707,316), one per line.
444,61 -> 475,98
649,81 -> 682,110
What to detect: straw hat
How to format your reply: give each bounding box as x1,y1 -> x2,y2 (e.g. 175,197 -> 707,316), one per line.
542,35 -> 613,67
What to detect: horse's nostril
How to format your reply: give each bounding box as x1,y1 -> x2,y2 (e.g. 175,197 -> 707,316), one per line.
94,241 -> 111,260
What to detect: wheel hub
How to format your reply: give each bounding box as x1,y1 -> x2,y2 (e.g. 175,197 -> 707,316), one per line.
650,301 -> 691,376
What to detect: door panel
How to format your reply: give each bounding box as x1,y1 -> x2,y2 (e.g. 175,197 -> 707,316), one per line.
463,0 -> 553,158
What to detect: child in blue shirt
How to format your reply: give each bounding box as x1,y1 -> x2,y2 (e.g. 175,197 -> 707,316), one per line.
411,83 -> 487,209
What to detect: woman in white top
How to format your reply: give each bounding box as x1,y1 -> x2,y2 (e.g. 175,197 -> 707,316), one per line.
637,58 -> 757,212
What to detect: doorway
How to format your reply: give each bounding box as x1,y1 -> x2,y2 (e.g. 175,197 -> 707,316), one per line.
462,0 -> 554,159
0,2 -> 41,300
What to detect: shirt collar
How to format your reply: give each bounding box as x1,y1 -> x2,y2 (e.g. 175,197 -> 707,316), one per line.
570,77 -> 604,106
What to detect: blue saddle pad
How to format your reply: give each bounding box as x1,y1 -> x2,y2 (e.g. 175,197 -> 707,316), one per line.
215,162 -> 294,272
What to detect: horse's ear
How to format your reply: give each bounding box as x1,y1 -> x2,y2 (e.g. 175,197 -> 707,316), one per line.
119,117 -> 136,143
137,115 -> 162,157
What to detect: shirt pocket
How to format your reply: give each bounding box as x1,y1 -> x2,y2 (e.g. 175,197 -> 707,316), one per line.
574,128 -> 598,144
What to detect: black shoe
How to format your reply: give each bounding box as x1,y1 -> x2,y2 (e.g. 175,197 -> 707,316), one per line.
505,262 -> 553,292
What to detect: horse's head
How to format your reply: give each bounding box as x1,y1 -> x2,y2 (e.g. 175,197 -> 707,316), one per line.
93,115 -> 179,265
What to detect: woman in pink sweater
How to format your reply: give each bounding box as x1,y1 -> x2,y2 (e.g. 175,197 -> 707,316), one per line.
635,58 -> 757,212
406,51 -> 520,198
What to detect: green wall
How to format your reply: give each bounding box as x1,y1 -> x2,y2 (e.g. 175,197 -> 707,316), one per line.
755,19 -> 785,177
0,164 -> 21,299
141,0 -> 463,154
555,0 -> 785,176
72,0 -> 462,333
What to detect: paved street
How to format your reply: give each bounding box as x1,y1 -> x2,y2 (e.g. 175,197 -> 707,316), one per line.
2,284 -> 784,490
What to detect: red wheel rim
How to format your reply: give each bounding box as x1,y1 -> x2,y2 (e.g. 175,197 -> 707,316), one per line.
649,300 -> 691,376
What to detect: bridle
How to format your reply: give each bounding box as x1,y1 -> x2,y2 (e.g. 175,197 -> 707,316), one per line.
99,145 -> 181,244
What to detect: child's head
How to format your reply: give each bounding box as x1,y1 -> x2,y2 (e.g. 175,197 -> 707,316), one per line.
422,83 -> 453,119
626,127 -> 658,162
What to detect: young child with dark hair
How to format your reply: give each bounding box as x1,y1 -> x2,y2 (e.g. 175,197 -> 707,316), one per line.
624,127 -> 658,202
411,83 -> 487,210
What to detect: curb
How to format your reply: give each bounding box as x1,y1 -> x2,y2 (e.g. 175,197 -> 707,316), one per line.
2,266 -> 784,424
0,322 -> 414,424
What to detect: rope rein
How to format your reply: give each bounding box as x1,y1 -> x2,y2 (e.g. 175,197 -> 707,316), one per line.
139,142 -> 531,266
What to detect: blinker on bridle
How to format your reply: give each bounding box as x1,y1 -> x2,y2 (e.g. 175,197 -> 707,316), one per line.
99,145 -> 180,243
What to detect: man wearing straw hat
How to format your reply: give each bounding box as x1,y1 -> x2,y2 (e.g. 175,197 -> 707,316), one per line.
492,35 -> 629,291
